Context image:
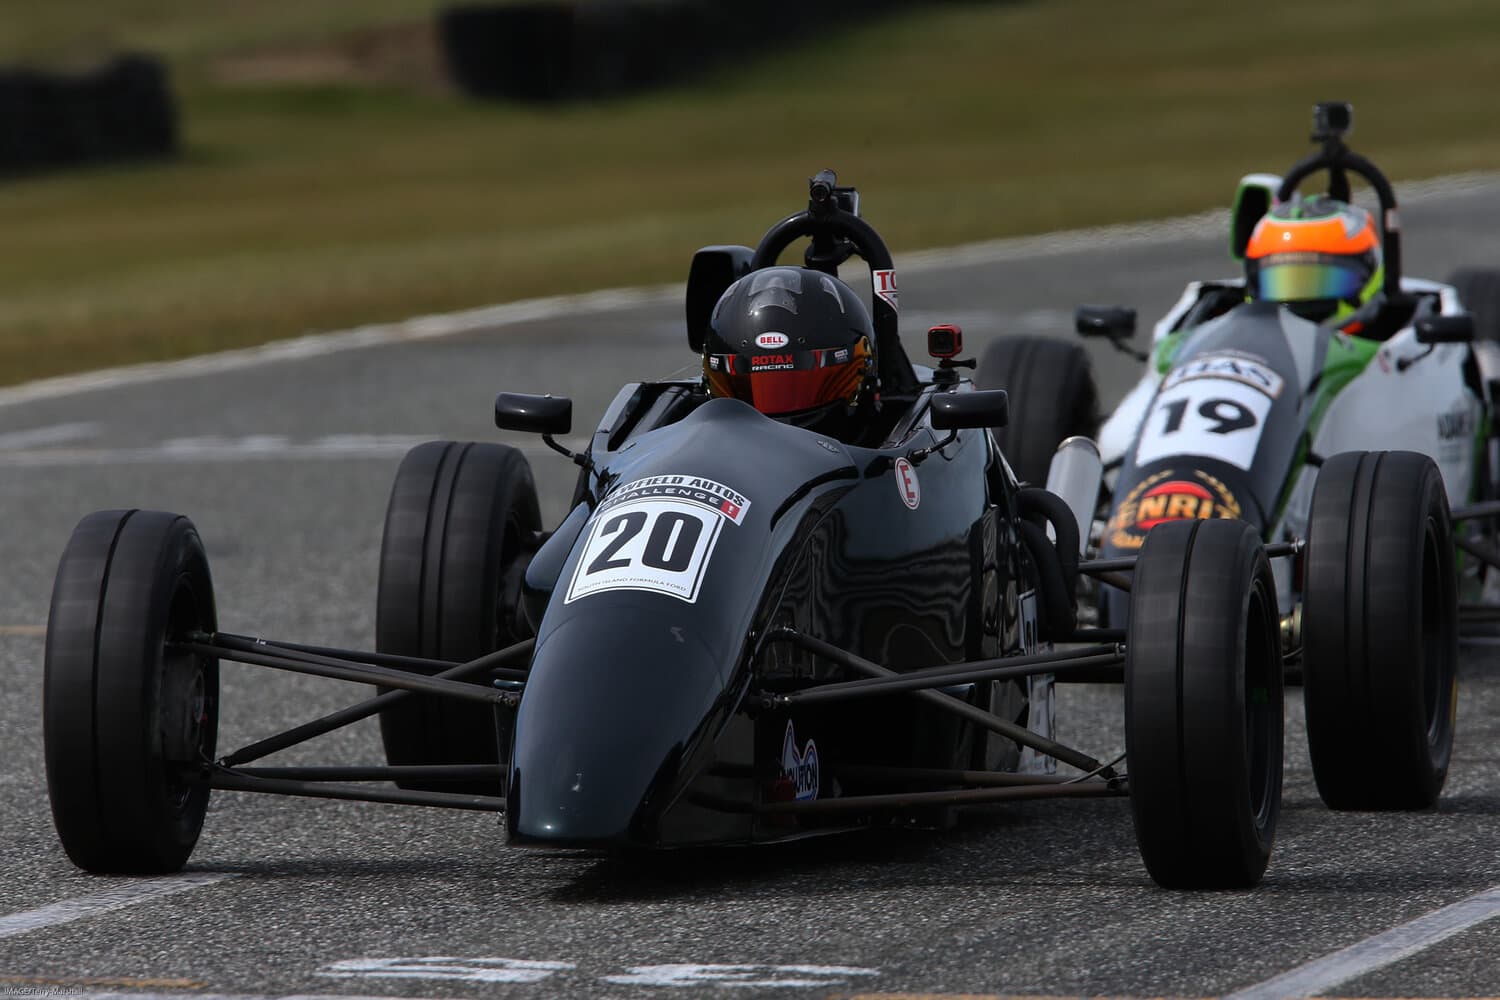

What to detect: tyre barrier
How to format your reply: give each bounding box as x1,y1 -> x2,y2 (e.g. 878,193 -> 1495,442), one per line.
0,54 -> 177,176
440,0 -> 930,101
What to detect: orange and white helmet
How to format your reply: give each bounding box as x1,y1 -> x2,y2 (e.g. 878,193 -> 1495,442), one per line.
1244,195 -> 1383,322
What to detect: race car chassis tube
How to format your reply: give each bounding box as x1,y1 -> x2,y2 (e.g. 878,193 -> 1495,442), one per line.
761,628 -> 1120,779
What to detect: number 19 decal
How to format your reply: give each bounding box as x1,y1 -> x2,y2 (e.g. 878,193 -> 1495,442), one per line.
566,499 -> 723,604
1134,377 -> 1273,472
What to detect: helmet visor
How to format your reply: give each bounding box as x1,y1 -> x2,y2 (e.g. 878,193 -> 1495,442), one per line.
705,342 -> 870,416
1249,253 -> 1371,303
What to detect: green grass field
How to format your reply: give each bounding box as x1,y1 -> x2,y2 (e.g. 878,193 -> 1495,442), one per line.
2,0 -> 1498,385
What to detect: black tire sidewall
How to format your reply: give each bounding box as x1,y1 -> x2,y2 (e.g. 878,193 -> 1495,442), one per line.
1303,451 -> 1457,809
1125,518 -> 1283,889
375,441 -> 541,788
976,336 -> 1099,486
44,509 -> 218,874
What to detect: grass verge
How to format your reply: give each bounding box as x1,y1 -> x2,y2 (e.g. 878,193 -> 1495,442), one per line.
1,0 -> 1498,385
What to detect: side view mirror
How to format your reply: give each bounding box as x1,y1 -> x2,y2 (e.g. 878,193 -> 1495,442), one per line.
685,245 -> 755,353
1075,305 -> 1137,340
1230,173 -> 1281,260
1415,314 -> 1475,345
931,389 -> 1008,431
496,392 -> 572,435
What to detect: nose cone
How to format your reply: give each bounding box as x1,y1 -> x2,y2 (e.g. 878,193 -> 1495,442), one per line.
507,609 -> 730,846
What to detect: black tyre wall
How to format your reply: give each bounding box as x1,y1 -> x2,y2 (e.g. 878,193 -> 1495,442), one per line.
1302,450 -> 1457,810
976,336 -> 1099,486
377,441 -> 541,794
0,55 -> 176,176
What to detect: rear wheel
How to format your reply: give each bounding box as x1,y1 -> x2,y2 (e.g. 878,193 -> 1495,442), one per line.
44,509 -> 219,874
976,336 -> 1098,485
377,441 -> 541,794
1302,450 -> 1457,810
1125,518 -> 1283,890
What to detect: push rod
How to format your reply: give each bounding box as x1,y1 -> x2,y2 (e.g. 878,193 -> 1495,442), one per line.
834,765 -> 1092,788
230,765 -> 504,783
208,769 -> 504,812
770,649 -> 1121,705
180,642 -> 507,705
211,632 -> 530,680
1080,539 -> 1299,576
218,638 -> 534,766
1455,535 -> 1500,571
1452,500 -> 1500,522
766,630 -> 1115,778
692,779 -> 1124,815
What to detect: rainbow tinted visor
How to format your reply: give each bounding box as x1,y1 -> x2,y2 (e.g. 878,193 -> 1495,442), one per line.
1248,253 -> 1371,304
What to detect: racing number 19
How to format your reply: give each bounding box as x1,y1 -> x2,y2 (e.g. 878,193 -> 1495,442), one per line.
1160,397 -> 1257,436
586,510 -> 703,574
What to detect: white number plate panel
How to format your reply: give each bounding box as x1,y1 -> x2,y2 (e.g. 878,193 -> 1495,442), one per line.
565,498 -> 724,604
1134,376 -> 1273,472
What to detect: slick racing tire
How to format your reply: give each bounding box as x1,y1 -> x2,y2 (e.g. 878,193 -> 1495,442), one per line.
377,441 -> 541,795
44,510 -> 219,874
1448,268 -> 1500,341
1125,518 -> 1283,890
976,335 -> 1098,486
1302,451 -> 1457,810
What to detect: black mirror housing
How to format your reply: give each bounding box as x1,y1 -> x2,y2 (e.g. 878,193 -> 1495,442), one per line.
1076,305 -> 1137,340
931,389 -> 1008,431
685,245 -> 755,353
496,392 -> 572,435
1414,315 -> 1475,345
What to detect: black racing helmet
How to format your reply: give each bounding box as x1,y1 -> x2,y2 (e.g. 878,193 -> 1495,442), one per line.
702,266 -> 875,420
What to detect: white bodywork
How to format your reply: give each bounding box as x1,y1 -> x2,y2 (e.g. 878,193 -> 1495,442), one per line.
1097,277 -> 1493,606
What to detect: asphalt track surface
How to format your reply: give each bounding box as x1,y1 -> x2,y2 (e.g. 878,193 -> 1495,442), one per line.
2,179 -> 1500,999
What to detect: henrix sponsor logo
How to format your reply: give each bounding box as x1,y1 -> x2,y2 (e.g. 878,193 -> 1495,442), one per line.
755,332 -> 790,349
1106,468 -> 1240,549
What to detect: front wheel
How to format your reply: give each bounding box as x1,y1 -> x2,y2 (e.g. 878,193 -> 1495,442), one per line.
976,335 -> 1098,486
376,441 -> 541,794
1125,518 -> 1283,890
44,509 -> 219,874
1302,450 -> 1457,810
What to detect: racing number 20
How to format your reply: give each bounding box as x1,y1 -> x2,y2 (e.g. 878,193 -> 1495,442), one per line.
586,510 -> 703,574
1160,397 -> 1257,436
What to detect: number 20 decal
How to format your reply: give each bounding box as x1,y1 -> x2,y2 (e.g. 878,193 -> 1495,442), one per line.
1134,378 -> 1273,472
566,499 -> 724,604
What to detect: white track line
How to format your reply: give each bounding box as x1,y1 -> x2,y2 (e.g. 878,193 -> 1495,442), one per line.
0,421 -> 98,449
1,173 -> 1494,414
0,434 -> 591,467
1224,883 -> 1500,999
50,995 -> 439,1000
0,873 -> 236,940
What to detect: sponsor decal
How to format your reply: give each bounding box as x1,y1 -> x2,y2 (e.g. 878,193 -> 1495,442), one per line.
816,438 -> 841,454
894,456 -> 920,509
1438,407 -> 1476,441
1105,468 -> 1242,550
707,354 -> 722,371
832,347 -> 850,363
564,475 -> 750,604
750,353 -> 796,372
777,721 -> 819,802
1161,351 -> 1285,398
755,331 -> 790,349
872,268 -> 899,311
